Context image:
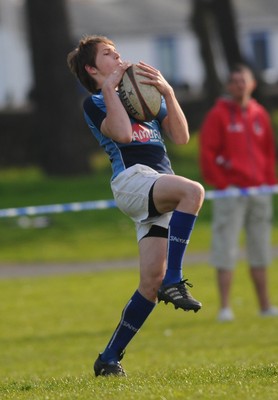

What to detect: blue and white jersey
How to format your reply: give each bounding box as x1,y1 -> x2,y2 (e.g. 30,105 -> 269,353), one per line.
83,91 -> 174,180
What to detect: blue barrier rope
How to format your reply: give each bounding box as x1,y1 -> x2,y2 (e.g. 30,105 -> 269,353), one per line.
0,184 -> 277,219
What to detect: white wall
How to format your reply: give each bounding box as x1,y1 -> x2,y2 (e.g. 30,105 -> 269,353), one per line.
0,0 -> 33,108
176,32 -> 205,90
112,32 -> 205,91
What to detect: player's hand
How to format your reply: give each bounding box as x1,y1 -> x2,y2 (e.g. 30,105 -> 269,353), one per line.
135,61 -> 173,97
103,61 -> 132,90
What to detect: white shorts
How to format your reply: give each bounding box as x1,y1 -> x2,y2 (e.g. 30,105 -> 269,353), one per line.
111,164 -> 172,241
211,194 -> 273,269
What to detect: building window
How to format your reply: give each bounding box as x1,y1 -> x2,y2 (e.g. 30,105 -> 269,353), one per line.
155,36 -> 177,84
249,31 -> 270,71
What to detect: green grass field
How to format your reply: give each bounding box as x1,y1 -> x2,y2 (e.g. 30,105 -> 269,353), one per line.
0,263 -> 277,399
0,135 -> 278,399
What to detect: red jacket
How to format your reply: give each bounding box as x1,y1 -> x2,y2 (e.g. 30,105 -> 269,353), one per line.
199,97 -> 277,189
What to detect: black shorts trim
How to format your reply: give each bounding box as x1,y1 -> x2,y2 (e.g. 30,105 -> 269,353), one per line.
148,182 -> 161,218
142,224 -> 168,239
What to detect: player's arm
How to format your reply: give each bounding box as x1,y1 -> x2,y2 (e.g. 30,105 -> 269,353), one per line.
160,91 -> 189,145
136,61 -> 189,145
101,63 -> 133,143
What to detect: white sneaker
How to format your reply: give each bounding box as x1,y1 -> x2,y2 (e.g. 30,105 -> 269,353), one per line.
260,306 -> 278,317
217,308 -> 234,322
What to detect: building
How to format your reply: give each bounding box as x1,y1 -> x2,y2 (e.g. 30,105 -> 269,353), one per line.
0,0 -> 278,108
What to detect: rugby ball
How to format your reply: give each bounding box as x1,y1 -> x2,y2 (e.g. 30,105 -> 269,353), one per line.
119,64 -> 161,122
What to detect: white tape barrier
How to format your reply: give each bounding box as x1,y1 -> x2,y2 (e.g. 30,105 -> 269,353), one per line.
205,184 -> 278,200
0,184 -> 277,219
0,200 -> 117,218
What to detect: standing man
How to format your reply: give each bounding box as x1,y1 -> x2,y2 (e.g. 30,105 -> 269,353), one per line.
67,35 -> 204,376
200,64 -> 277,321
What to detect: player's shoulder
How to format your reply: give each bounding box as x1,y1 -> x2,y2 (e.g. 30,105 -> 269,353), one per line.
83,95 -> 92,110
83,92 -> 106,114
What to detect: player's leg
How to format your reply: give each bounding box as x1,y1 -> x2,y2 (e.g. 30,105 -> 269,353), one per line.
95,167 -> 165,377
95,168 -> 204,377
151,175 -> 204,311
94,287 -> 156,377
138,235 -> 168,300
152,174 -> 204,215
94,235 -> 166,377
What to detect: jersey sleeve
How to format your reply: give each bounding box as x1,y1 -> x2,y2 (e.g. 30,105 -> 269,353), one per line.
156,97 -> 167,123
83,95 -> 106,131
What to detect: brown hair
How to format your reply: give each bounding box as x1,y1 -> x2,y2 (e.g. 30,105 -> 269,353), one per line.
228,63 -> 255,82
67,35 -> 115,93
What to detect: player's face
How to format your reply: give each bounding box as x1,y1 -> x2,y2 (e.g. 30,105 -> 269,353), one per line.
95,43 -> 122,77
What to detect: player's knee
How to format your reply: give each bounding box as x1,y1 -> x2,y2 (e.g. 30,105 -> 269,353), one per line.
195,182 -> 205,205
186,181 -> 205,208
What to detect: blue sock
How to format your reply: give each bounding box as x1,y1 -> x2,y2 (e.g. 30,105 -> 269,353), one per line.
163,210 -> 197,286
100,290 -> 155,363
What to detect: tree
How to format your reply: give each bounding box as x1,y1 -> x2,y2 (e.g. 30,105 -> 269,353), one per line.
191,0 -> 243,105
211,0 -> 243,68
25,0 -> 91,175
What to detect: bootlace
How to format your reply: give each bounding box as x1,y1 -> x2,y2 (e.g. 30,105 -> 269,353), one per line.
181,279 -> 193,288
178,279 -> 193,297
